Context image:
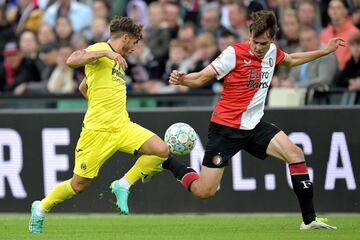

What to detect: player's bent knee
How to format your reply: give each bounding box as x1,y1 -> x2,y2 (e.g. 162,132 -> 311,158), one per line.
157,143 -> 170,158
289,146 -> 305,163
192,184 -> 217,199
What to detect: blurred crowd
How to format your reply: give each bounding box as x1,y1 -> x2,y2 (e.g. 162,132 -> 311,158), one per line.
0,0 -> 360,96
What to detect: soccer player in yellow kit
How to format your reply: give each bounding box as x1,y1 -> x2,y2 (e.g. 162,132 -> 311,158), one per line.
28,16 -> 169,234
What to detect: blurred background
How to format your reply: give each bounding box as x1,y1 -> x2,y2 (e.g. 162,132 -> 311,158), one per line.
0,0 -> 360,108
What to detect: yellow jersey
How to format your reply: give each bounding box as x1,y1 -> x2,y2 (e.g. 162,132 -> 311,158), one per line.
83,42 -> 129,132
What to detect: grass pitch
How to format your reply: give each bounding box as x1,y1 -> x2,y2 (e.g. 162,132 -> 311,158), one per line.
1,214 -> 359,240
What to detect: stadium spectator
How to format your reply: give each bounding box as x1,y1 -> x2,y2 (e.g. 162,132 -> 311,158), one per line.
278,9 -> 300,53
19,30 -> 39,59
0,41 -> 41,95
177,22 -> 197,57
161,39 -> 189,93
227,2 -> 249,41
282,26 -> 338,88
125,39 -> 163,93
296,0 -> 321,32
92,0 -> 111,20
70,32 -> 89,51
187,33 -> 219,90
163,10 -> 342,230
14,0 -> 43,34
37,23 -> 56,46
179,0 -> 200,24
145,1 -> 171,59
335,32 -> 360,89
47,43 -> 77,93
163,1 -> 181,39
352,6 -> 360,29
0,4 -> 17,60
84,17 -> 109,44
275,9 -> 301,81
200,2 -> 228,39
320,0 -> 359,70
38,41 -> 59,82
217,29 -> 237,52
55,16 -> 73,44
43,0 -> 93,32
127,0 -> 149,27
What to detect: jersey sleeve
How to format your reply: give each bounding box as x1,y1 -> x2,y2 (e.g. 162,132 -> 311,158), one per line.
275,46 -> 287,65
85,43 -> 101,52
210,46 -> 236,80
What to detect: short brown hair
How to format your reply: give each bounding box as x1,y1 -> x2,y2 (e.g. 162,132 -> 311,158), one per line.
170,39 -> 185,49
109,16 -> 143,40
249,10 -> 278,38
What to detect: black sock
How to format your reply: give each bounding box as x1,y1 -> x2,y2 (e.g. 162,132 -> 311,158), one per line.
162,155 -> 195,181
289,162 -> 316,224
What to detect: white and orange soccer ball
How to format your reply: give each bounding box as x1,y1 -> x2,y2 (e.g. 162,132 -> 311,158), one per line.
164,122 -> 197,156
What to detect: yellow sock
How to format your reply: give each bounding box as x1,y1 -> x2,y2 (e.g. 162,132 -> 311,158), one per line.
40,179 -> 76,212
125,155 -> 167,185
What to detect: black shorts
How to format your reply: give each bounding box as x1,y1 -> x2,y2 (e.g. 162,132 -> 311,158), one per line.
202,121 -> 281,168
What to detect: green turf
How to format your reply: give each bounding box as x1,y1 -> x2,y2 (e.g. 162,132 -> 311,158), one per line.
1,214 -> 359,240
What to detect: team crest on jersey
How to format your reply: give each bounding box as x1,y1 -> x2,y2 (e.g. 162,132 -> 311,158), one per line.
212,154 -> 222,166
80,163 -> 87,171
269,57 -> 274,67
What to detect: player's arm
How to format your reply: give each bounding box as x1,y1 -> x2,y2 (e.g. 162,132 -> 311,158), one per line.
170,46 -> 235,87
281,37 -> 345,67
169,66 -> 216,88
66,49 -> 127,69
79,77 -> 88,99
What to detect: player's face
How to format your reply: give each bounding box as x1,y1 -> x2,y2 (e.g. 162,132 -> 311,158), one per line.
122,36 -> 139,56
249,31 -> 273,59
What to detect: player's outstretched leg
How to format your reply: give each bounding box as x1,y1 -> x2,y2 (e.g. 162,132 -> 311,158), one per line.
300,217 -> 337,230
162,155 -> 200,191
28,200 -> 45,233
28,178 -> 79,233
288,162 -> 337,230
110,179 -> 130,215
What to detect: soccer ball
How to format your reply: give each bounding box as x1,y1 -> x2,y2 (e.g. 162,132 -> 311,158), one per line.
164,122 -> 197,156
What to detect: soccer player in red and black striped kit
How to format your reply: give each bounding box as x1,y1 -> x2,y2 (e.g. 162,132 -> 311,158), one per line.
164,10 -> 344,230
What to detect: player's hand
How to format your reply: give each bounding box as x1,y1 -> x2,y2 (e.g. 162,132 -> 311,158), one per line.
325,37 -> 346,53
169,70 -> 185,85
105,51 -> 128,70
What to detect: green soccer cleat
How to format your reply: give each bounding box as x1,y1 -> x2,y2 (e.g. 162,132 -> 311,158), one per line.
28,200 -> 45,234
300,217 -> 337,230
110,180 -> 130,215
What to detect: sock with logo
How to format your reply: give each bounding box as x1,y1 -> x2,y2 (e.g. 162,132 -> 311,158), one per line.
124,155 -> 167,185
162,155 -> 200,191
41,179 -> 76,212
289,161 -> 316,224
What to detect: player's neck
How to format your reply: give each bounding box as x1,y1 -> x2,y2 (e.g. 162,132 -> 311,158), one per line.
107,40 -> 124,55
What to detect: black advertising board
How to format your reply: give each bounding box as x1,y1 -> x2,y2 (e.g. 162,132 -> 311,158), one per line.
0,108 -> 359,213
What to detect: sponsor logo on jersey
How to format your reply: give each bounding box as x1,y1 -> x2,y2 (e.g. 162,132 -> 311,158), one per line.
246,69 -> 270,89
112,67 -> 126,84
247,80 -> 269,89
243,59 -> 252,65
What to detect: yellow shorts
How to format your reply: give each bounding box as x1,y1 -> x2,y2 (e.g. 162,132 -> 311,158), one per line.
73,121 -> 154,178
